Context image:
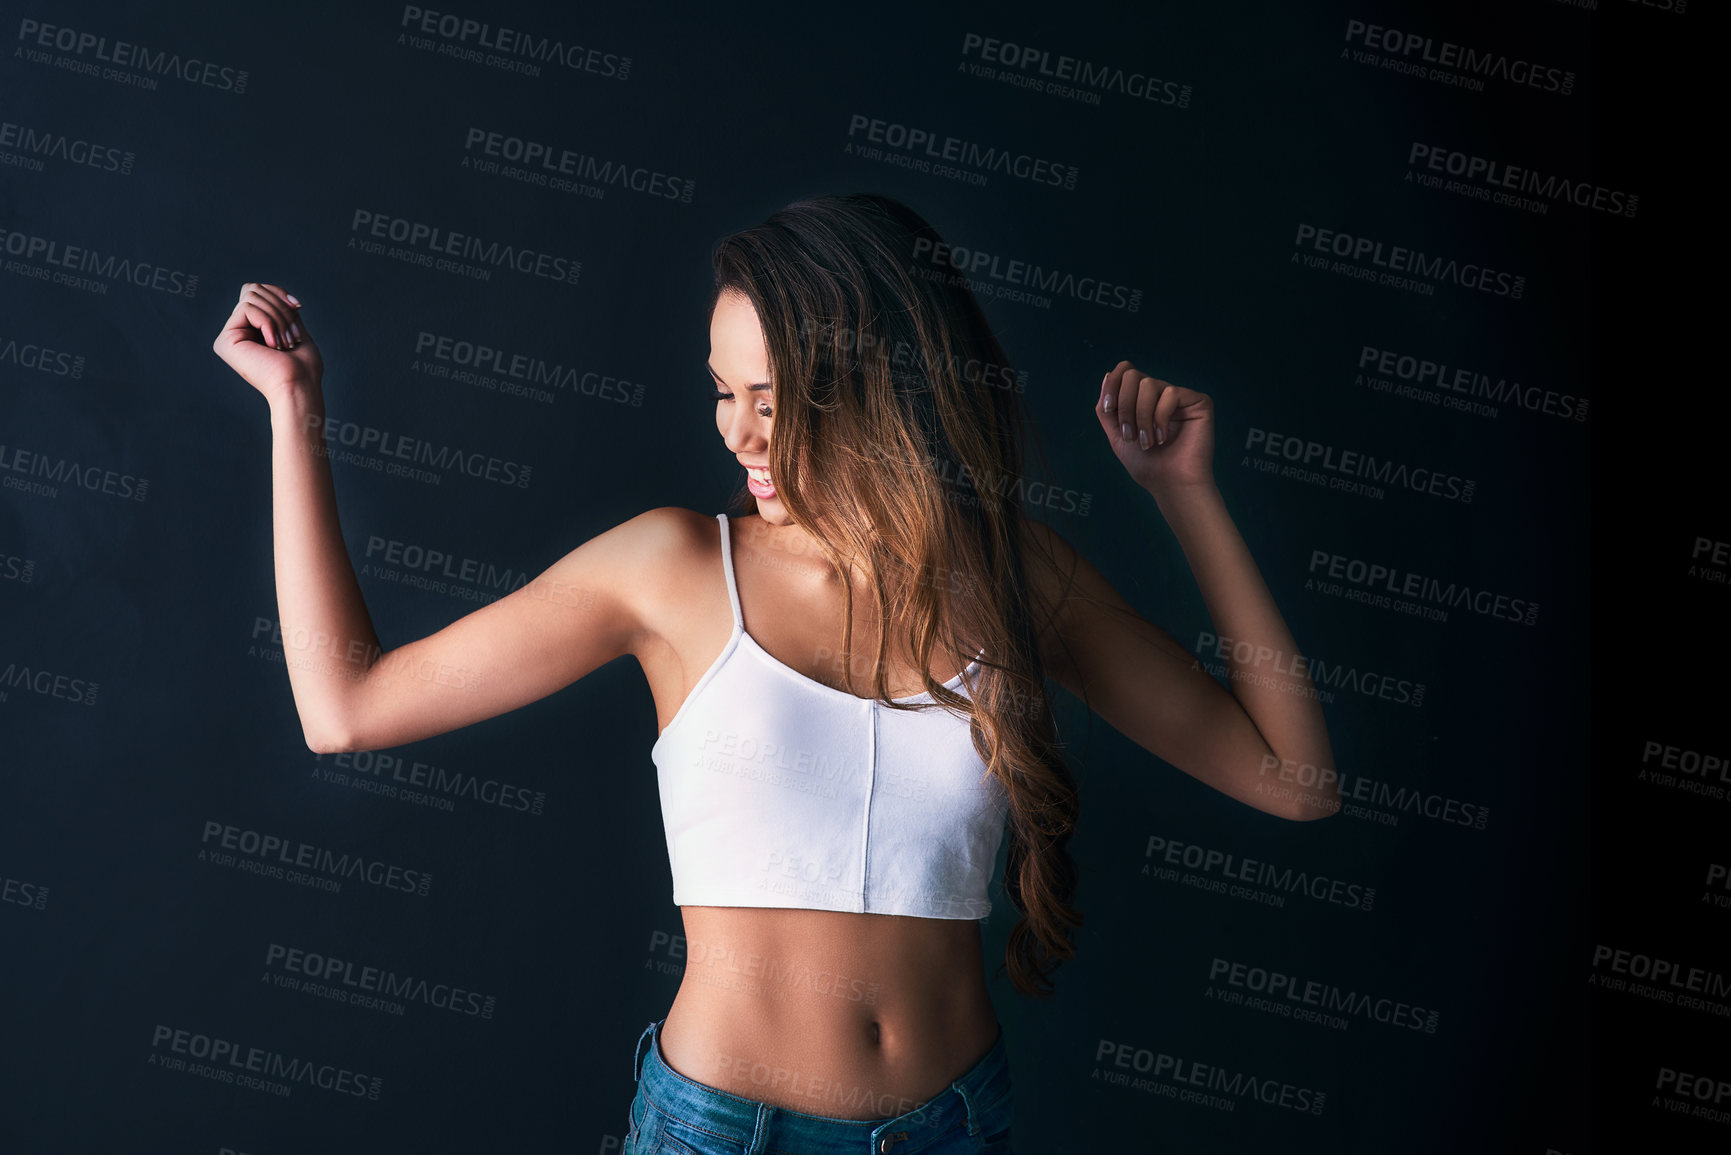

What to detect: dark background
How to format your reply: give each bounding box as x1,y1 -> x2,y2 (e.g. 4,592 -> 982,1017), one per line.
0,0 -> 1710,1151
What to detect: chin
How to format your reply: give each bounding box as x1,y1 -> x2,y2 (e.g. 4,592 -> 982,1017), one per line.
757,497 -> 794,526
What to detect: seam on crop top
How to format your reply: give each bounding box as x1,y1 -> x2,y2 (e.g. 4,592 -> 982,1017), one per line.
860,695 -> 876,915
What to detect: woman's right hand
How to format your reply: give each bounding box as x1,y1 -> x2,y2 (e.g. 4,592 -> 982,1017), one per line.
212,282 -> 323,405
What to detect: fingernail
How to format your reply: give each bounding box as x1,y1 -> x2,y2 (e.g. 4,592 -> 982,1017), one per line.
1120,423 -> 1132,441
287,293 -> 301,306
292,321 -> 303,339
1139,429 -> 1151,450
1156,426 -> 1166,445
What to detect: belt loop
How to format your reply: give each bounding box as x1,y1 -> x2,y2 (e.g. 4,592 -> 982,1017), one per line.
632,1020 -> 659,1084
951,1079 -> 982,1137
746,1103 -> 773,1154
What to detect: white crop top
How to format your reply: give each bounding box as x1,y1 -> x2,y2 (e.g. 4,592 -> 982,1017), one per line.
650,513 -> 1011,920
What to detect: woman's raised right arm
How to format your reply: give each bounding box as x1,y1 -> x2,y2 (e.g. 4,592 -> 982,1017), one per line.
215,282 -> 680,754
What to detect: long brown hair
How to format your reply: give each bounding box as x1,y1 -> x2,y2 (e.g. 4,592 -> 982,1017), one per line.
708,193 -> 1085,997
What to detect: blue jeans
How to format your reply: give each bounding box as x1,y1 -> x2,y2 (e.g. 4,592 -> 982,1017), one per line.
624,1017 -> 1014,1154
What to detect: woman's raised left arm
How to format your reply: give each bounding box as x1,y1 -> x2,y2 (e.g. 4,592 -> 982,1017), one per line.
1027,361 -> 1339,820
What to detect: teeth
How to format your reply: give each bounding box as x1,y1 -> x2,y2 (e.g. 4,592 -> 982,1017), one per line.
747,467 -> 772,482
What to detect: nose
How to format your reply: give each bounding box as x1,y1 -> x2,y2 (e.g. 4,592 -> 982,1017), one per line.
720,399 -> 768,457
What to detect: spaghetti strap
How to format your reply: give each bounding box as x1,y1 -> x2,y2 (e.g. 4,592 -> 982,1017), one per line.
718,511 -> 977,671
716,513 -> 743,633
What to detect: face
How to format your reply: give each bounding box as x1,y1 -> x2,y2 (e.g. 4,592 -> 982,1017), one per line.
709,290 -> 794,527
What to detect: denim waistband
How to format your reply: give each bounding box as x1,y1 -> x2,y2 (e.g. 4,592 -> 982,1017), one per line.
631,1017 -> 1009,1154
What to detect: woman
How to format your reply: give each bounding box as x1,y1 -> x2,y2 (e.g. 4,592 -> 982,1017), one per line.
212,193 -> 1337,1154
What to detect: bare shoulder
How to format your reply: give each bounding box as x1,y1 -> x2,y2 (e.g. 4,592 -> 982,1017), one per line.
1015,513 -> 1085,619
596,506 -> 726,651
609,504 -> 717,557
600,503 -> 719,602
1014,512 -> 1124,685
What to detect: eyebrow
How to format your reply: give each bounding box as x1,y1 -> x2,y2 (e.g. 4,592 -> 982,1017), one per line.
707,363 -> 772,391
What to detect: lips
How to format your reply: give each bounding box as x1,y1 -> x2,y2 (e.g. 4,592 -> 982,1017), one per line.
744,465 -> 776,499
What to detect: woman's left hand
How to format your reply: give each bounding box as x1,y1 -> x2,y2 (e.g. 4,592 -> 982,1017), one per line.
1095,360 -> 1216,494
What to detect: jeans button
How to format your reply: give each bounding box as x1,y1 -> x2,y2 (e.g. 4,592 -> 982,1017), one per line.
879,1132 -> 909,1153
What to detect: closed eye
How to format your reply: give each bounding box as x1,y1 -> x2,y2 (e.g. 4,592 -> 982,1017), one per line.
710,382 -> 772,417
708,364 -> 773,416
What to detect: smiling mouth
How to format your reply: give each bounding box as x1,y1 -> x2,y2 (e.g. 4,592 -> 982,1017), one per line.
745,466 -> 777,499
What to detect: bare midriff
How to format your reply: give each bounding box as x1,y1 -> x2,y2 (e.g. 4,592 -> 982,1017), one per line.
657,905 -> 1002,1121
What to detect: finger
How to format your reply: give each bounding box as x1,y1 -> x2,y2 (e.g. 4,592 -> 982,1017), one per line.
242,287 -> 295,348
245,302 -> 288,350
1098,360 -> 1131,420
213,296 -> 254,355
1099,360 -> 1123,415
1151,385 -> 1181,444
256,282 -> 306,341
1099,360 -> 1135,441
243,298 -> 291,350
1118,367 -> 1149,445
257,282 -> 303,310
245,286 -> 298,346
237,285 -> 287,348
216,293 -> 256,339
1135,376 -> 1164,451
